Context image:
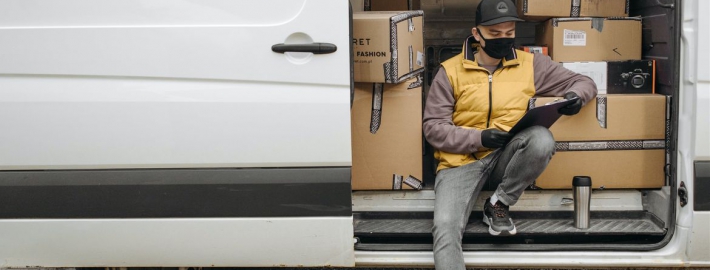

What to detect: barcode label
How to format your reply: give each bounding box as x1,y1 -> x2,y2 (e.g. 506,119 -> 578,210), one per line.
563,29 -> 586,46
529,47 -> 543,54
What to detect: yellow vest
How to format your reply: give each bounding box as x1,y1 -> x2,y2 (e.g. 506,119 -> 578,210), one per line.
436,49 -> 536,172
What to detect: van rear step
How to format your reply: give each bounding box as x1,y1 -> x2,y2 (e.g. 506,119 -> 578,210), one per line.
353,211 -> 666,251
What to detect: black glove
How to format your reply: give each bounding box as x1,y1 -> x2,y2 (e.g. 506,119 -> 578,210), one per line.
558,91 -> 583,116
481,129 -> 513,149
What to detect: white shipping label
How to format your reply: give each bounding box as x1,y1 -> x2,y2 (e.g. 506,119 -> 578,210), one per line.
563,29 -> 586,46
562,62 -> 607,94
417,51 -> 424,66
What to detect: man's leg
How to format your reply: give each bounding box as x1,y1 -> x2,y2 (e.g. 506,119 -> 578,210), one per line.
432,155 -> 496,270
492,125 -> 556,204
483,125 -> 556,235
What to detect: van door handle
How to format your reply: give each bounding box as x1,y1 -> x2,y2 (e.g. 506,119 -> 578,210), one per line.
271,43 -> 337,54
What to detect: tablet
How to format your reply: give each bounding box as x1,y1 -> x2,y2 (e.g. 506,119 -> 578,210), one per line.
508,97 -> 579,134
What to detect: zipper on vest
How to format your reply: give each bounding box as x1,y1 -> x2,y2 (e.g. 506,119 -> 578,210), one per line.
486,74 -> 493,128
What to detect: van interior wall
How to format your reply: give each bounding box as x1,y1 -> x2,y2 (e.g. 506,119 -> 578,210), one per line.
420,0 -> 679,224
630,0 -> 679,228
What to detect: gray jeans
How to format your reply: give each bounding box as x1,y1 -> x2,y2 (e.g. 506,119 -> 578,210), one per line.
432,126 -> 556,270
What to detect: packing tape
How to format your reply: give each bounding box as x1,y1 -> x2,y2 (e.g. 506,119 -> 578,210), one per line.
528,97 -> 537,110
570,0 -> 581,17
556,140 -> 666,151
370,83 -> 384,134
408,74 -> 423,89
392,174 -> 403,190
409,45 -> 413,72
403,175 -> 423,190
591,18 -> 605,32
384,11 -> 423,83
625,0 -> 630,15
596,95 -> 607,128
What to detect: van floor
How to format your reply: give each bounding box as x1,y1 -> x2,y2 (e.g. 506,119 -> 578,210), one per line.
352,190 -> 667,251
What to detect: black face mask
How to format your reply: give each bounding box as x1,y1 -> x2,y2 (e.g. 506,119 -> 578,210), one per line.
478,32 -> 514,59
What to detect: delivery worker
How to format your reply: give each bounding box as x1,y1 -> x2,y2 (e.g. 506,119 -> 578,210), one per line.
423,0 -> 598,268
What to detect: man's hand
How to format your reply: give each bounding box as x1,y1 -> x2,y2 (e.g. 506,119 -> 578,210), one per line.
558,91 -> 583,116
481,129 -> 513,149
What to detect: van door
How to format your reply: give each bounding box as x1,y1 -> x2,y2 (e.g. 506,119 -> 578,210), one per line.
0,0 -> 353,267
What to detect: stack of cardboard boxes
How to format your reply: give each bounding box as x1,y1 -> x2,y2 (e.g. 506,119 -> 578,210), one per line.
351,3 -> 425,190
518,0 -> 668,189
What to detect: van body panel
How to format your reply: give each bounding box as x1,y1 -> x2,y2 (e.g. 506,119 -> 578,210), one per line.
0,217 -> 355,267
0,0 -> 356,267
0,167 -> 352,218
0,0 -> 352,169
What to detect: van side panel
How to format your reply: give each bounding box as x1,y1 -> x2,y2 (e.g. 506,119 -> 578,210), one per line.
0,0 -> 352,169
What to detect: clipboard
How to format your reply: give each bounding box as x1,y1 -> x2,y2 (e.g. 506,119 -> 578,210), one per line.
507,97 -> 579,134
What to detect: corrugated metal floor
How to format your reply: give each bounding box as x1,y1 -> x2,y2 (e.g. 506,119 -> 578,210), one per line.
355,211 -> 665,236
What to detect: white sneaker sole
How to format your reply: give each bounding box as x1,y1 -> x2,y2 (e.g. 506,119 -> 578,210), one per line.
482,215 -> 517,236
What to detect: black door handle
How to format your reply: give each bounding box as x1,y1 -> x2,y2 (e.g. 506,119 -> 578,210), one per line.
271,43 -> 337,54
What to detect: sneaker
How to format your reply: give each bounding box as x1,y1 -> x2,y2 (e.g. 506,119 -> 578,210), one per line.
483,197 -> 517,236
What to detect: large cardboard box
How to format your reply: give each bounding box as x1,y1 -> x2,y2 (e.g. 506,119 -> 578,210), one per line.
517,0 -> 628,21
353,11 -> 424,83
351,79 -> 423,190
532,94 -> 669,189
532,94 -> 668,141
367,0 -> 421,11
563,60 -> 656,95
536,150 -> 666,189
536,17 -> 641,62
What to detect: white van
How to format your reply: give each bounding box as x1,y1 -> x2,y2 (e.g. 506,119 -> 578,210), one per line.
0,0 -> 708,268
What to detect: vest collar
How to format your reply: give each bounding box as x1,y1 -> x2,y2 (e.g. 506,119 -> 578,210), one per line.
461,35 -> 519,70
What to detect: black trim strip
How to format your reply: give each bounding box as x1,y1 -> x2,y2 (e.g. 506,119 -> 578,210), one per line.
695,161 -> 710,211
0,167 -> 352,218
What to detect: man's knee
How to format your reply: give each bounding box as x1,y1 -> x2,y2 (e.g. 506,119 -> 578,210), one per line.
522,126 -> 556,155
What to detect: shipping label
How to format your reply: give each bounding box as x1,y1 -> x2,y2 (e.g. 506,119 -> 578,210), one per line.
563,29 -> 587,46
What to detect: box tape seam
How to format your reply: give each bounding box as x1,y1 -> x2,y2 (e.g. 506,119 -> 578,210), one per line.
385,11 -> 423,83
370,83 -> 384,134
555,140 -> 666,151
392,174 -> 403,190
403,175 -> 423,190
596,95 -> 607,129
570,0 -> 581,17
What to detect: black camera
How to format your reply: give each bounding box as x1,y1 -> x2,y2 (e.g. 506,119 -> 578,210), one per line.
608,60 -> 655,94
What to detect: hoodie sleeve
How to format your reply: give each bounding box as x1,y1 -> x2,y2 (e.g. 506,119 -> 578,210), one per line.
422,68 -> 483,154
533,54 -> 598,104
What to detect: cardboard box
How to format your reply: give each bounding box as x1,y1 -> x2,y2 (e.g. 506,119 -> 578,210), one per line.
563,60 -> 656,94
536,150 -> 666,189
532,94 -> 668,142
536,17 -> 641,62
532,94 -> 669,189
517,0 -> 629,21
353,11 -> 424,83
367,0 -> 421,11
351,79 -> 423,190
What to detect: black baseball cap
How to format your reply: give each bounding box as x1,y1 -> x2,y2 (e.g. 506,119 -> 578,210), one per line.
475,0 -> 524,26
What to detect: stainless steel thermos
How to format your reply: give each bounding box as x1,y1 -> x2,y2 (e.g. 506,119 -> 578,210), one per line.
573,176 -> 592,229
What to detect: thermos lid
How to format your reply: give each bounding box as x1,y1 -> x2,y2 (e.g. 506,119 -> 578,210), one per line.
572,176 -> 592,187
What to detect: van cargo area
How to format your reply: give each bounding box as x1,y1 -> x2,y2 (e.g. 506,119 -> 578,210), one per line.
351,0 -> 680,251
